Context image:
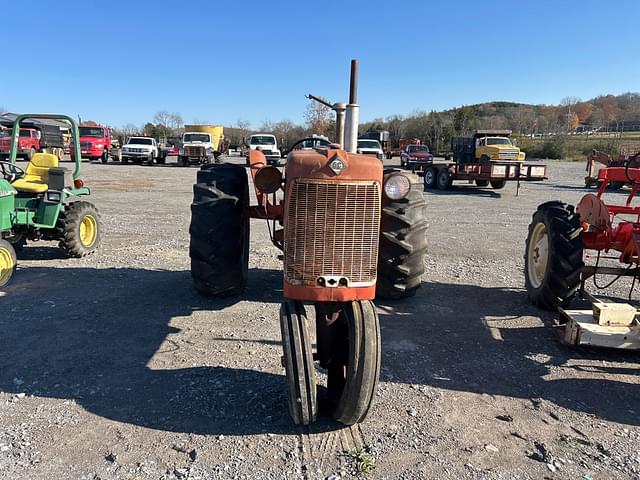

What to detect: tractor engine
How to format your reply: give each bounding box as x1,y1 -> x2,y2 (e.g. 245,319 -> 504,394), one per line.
282,148 -> 383,302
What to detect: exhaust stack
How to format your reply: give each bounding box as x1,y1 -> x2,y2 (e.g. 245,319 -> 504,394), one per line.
344,59 -> 359,153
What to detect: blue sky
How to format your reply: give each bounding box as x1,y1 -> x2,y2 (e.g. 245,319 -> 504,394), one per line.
2,0 -> 639,129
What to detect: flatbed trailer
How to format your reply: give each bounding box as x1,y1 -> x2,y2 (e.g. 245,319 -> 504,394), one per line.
416,159 -> 548,190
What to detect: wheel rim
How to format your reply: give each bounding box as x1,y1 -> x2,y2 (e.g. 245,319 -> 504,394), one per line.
0,245 -> 14,285
79,214 -> 98,247
528,222 -> 549,288
425,170 -> 434,185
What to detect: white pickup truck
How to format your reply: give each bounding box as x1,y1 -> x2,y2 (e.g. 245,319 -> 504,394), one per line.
121,137 -> 159,164
247,133 -> 281,165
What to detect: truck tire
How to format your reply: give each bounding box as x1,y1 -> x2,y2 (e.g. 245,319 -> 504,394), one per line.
436,168 -> 453,190
475,179 -> 489,187
524,201 -> 583,311
376,183 -> 428,299
189,164 -> 249,296
121,156 -> 129,164
490,180 -> 506,189
58,201 -> 101,258
423,167 -> 437,189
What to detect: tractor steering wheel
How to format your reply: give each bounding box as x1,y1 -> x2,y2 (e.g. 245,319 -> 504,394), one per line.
288,137 -> 332,152
0,161 -> 25,183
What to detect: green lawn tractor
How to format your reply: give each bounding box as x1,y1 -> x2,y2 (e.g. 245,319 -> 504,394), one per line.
0,114 -> 101,287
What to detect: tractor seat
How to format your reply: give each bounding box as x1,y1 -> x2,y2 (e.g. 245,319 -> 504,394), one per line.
11,153 -> 59,194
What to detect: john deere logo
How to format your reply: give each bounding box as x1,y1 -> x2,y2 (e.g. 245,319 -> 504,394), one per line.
329,155 -> 346,175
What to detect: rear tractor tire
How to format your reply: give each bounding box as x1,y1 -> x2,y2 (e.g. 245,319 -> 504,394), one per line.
0,239 -> 17,288
377,180 -> 428,299
58,201 -> 101,257
189,163 -> 249,296
524,201 -> 583,311
280,300 -> 317,425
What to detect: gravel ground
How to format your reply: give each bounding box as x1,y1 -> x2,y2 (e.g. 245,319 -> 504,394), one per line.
1,155 -> 639,480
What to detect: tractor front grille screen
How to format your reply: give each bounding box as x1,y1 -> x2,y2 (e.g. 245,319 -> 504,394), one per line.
284,179 -> 381,286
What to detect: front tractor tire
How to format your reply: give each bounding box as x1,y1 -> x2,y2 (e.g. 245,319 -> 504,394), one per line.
280,300 -> 317,425
0,239 -> 17,288
377,180 -> 428,299
327,300 -> 381,425
189,163 -> 249,296
524,201 -> 583,311
58,201 -> 101,257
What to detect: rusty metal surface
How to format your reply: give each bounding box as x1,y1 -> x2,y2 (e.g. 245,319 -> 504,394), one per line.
283,178 -> 381,290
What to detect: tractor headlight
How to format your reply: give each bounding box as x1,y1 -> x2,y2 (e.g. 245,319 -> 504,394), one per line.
383,174 -> 411,200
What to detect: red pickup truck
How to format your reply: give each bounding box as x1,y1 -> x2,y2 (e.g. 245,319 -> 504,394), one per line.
0,127 -> 41,160
69,125 -> 113,162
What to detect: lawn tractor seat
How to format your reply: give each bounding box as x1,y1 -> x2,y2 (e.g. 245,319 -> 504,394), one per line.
11,153 -> 59,194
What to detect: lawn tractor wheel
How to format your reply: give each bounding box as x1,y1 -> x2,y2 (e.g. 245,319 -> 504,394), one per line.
6,232 -> 26,253
423,167 -> 437,189
0,239 -> 17,288
327,300 -> 381,425
279,300 -> 317,425
436,168 -> 453,190
189,164 -> 249,296
524,201 -> 583,311
58,201 -> 102,257
490,180 -> 506,189
475,179 -> 489,187
377,184 -> 428,299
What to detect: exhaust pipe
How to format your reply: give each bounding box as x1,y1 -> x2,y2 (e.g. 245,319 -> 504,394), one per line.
344,59 -> 359,153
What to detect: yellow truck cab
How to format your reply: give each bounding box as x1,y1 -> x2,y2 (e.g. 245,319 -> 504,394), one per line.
474,130 -> 526,162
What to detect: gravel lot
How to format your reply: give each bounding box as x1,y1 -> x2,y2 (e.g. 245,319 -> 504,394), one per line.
1,155 -> 639,479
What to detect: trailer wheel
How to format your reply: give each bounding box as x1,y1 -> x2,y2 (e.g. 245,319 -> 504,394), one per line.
0,239 -> 17,288
423,167 -> 437,189
475,179 -> 489,187
524,201 -> 583,311
436,168 -> 453,190
189,164 -> 249,296
377,184 -> 427,299
490,180 -> 506,189
327,300 -> 381,425
280,300 -> 317,425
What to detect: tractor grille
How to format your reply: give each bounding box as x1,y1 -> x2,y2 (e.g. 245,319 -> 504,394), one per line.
185,145 -> 205,157
284,179 -> 381,287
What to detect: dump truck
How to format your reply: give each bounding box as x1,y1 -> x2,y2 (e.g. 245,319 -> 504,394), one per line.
417,130 -> 547,190
180,125 -> 224,166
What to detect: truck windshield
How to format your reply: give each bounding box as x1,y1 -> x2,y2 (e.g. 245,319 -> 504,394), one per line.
358,140 -> 381,149
251,136 -> 275,145
408,145 -> 429,153
183,134 -> 210,142
485,137 -> 512,146
128,138 -> 153,145
79,127 -> 105,137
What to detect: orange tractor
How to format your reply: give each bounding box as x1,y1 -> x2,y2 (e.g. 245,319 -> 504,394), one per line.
188,61 -> 428,425
526,162 -> 640,311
